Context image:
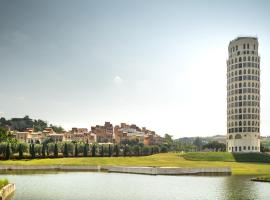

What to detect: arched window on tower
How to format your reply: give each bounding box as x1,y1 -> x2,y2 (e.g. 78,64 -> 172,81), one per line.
235,134 -> 242,139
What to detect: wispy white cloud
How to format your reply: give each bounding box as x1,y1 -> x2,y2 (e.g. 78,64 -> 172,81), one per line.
113,76 -> 123,85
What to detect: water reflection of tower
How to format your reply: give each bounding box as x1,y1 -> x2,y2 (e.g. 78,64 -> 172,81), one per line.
221,176 -> 258,200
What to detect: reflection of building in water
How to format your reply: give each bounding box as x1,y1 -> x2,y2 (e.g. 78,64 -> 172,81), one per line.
222,176 -> 258,200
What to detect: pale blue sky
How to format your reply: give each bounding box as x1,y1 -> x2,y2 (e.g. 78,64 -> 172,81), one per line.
0,0 -> 270,137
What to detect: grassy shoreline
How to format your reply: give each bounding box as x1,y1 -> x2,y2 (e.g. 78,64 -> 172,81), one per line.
251,176 -> 270,182
1,153 -> 270,175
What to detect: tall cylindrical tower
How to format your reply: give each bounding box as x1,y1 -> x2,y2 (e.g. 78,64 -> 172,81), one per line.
227,37 -> 260,152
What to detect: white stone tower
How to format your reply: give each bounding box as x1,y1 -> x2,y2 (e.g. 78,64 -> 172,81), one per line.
226,37 -> 260,152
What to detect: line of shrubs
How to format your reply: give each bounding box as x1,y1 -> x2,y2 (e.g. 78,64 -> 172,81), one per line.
0,142 -> 168,160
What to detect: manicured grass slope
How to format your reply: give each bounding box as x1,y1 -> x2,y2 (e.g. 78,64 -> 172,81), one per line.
183,152 -> 235,162
1,153 -> 270,175
183,152 -> 270,163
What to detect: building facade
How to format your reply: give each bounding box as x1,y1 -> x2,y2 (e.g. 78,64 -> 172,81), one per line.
91,122 -> 113,143
227,37 -> 260,152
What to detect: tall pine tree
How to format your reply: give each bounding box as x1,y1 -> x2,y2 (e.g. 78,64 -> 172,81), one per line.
64,143 -> 68,157
31,143 -> 35,159
18,143 -> 23,159
5,143 -> 11,160
75,143 -> 78,157
123,145 -> 129,157
114,145 -> 119,157
101,145 -> 104,157
42,143 -> 46,158
108,144 -> 112,157
29,144 -> 32,157
54,143 -> 58,158
83,143 -> 88,157
92,145 -> 96,157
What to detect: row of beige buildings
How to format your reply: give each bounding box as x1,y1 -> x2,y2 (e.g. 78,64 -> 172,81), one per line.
12,122 -> 164,146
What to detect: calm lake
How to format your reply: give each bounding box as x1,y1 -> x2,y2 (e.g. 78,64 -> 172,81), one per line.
2,172 -> 270,200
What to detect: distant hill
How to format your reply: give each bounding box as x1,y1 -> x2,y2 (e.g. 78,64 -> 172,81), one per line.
176,135 -> 227,144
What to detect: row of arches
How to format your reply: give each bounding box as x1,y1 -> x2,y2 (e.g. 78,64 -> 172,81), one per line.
229,134 -> 242,139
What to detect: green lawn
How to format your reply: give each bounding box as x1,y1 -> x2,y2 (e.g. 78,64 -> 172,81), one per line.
183,152 -> 270,163
1,153 -> 270,175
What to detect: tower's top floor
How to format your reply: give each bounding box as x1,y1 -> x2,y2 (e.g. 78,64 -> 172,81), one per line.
228,36 -> 259,58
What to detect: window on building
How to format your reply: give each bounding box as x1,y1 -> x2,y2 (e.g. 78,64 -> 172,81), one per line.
235,134 -> 242,139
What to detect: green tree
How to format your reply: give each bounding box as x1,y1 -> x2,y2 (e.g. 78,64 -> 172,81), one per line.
193,137 -> 203,151
203,141 -> 226,152
33,119 -> 48,132
164,134 -> 173,149
100,145 -> 104,157
142,146 -> 150,156
34,144 -> 42,156
54,143 -> 58,158
108,144 -> 112,157
92,145 -> 96,157
46,144 -> 49,156
0,143 -> 7,156
67,143 -> 74,156
123,145 -> 128,157
160,145 -> 168,153
63,143 -> 68,157
18,143 -> 23,159
114,145 -> 119,157
29,144 -> 32,156
150,147 -> 154,155
133,145 -> 140,156
153,146 -> 160,154
47,143 -> 55,155
5,143 -> 11,160
83,143 -> 88,157
0,127 -> 8,142
75,143 -> 78,157
0,117 -> 9,127
42,143 -> 46,157
77,143 -> 84,155
9,115 -> 33,131
50,124 -> 64,133
31,144 -> 36,159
